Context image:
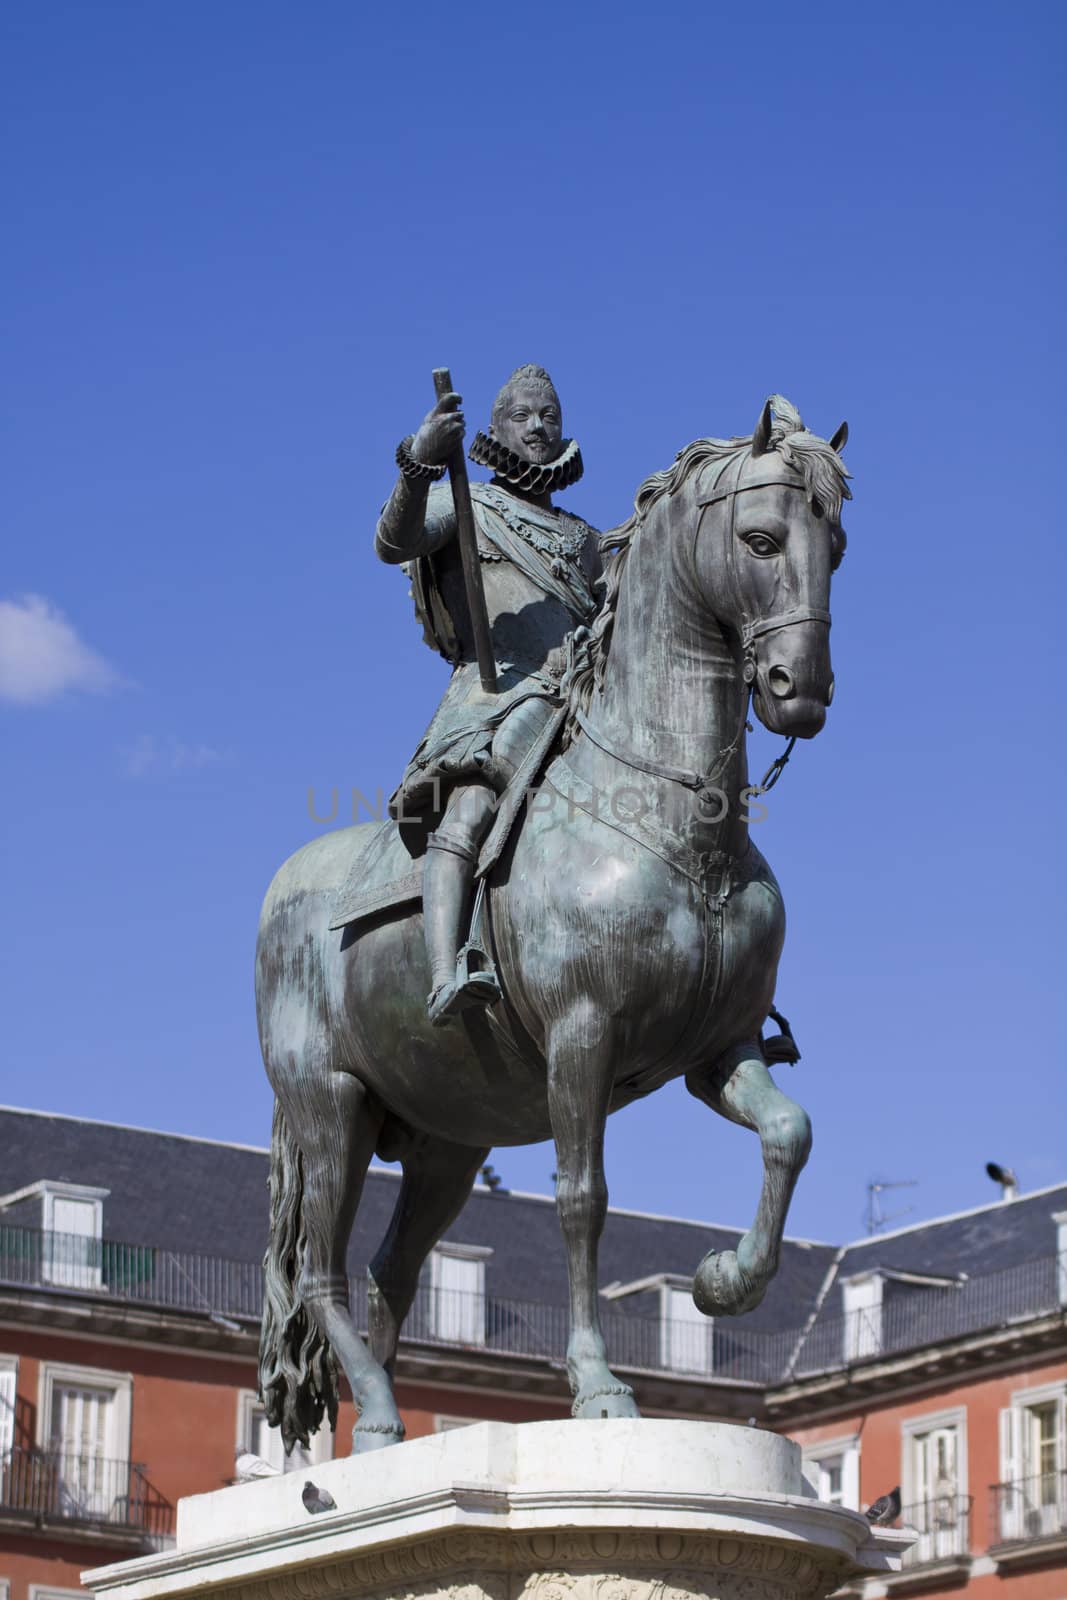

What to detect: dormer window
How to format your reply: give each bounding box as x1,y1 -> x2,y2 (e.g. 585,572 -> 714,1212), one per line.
429,1243 -> 492,1346
0,1181 -> 110,1290
841,1270 -> 883,1360
659,1278 -> 713,1375
43,1183 -> 108,1289
1054,1211 -> 1067,1306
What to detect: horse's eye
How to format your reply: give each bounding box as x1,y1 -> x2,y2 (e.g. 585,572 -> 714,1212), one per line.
742,532 -> 781,559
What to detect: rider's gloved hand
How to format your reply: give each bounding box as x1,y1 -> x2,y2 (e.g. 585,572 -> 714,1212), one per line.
411,392 -> 465,466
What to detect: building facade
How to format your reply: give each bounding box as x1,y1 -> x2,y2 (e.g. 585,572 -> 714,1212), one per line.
0,1108 -> 1063,1600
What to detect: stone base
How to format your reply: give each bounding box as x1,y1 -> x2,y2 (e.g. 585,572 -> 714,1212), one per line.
83,1420 -> 911,1600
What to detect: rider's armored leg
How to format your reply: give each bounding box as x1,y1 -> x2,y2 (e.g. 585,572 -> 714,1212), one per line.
424,782 -> 501,1026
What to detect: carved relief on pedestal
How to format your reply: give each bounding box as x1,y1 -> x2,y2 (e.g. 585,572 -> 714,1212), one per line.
224,1529 -> 849,1600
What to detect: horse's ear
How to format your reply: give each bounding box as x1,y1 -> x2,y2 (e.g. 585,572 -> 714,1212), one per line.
751,399 -> 774,456
829,420 -> 849,454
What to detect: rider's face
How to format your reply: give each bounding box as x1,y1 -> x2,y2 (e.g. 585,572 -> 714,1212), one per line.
493,382 -> 563,464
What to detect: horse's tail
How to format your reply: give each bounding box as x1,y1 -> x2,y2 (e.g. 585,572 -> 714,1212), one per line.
258,1099 -> 339,1452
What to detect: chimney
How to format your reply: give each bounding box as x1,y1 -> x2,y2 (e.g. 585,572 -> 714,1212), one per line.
986,1162 -> 1019,1202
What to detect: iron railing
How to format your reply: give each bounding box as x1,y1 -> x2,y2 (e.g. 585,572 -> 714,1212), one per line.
0,1223 -> 1062,1387
899,1494 -> 972,1566
0,1446 -> 174,1538
0,1223 -> 262,1318
789,1253 -> 1066,1379
991,1470 -> 1067,1546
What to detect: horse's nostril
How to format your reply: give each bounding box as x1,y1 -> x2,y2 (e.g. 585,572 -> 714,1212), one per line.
767,665 -> 795,699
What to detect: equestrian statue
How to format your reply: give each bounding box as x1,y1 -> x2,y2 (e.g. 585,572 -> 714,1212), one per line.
255,376 -> 851,1455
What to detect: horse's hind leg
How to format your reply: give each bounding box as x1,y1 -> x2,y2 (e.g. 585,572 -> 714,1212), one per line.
286,1070 -> 406,1451
367,1133 -> 488,1373
686,1045 -> 812,1316
547,1001 -> 640,1420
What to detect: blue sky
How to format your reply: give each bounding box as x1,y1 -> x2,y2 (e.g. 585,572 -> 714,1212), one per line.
2,1 -> 1064,1248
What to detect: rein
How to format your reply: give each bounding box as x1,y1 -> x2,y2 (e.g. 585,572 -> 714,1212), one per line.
573,452 -> 827,804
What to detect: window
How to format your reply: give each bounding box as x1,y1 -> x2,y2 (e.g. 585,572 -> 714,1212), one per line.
842,1272 -> 882,1361
0,1358 -> 15,1524
39,1362 -> 132,1521
902,1407 -> 968,1565
41,1183 -> 108,1289
659,1280 -> 713,1375
429,1244 -> 491,1346
802,1435 -> 860,1510
0,1357 -> 16,1462
998,1382 -> 1067,1542
1054,1211 -> 1067,1306
236,1390 -> 332,1475
29,1589 -> 85,1600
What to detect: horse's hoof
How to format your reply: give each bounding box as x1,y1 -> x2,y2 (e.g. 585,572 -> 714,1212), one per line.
572,1383 -> 640,1420
352,1421 -> 404,1453
693,1250 -> 765,1317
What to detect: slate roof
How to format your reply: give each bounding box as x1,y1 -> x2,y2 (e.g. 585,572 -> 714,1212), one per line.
797,1182 -> 1067,1362
1,1106 -> 1063,1356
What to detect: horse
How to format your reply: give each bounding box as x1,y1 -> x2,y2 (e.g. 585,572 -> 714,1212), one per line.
255,394 -> 851,1455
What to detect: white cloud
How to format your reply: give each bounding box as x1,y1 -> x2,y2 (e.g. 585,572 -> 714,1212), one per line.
122,735 -> 231,779
0,593 -> 120,705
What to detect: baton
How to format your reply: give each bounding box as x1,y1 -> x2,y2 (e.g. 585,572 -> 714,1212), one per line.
433,367 -> 497,694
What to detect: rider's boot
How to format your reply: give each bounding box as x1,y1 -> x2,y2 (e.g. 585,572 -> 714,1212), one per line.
424,786 -> 502,1026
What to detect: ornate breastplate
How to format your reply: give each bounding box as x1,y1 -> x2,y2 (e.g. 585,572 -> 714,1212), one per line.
474,483 -> 592,566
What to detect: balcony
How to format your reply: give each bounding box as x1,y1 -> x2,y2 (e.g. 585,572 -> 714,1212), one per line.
789,1253 -> 1067,1379
0,1446 -> 174,1544
900,1494 -> 971,1566
990,1471 -> 1067,1566
0,1222 -> 1063,1390
0,1221 -> 783,1385
874,1495 -> 974,1590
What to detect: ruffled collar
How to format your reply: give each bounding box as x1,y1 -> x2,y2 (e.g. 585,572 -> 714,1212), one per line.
468,432 -> 584,495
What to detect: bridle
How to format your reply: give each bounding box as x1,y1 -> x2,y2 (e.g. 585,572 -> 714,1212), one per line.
698,448 -> 832,678
573,447 -> 831,803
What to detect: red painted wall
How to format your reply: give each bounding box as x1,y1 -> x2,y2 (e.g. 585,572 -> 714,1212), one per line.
789,1355 -> 1067,1600
2,1327 -> 1063,1600
0,1328 -> 571,1600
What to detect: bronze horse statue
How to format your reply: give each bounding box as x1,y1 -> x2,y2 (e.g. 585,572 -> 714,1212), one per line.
255,395 -> 850,1453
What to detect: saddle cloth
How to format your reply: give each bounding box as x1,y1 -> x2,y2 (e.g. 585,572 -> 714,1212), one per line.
327,823 -> 421,932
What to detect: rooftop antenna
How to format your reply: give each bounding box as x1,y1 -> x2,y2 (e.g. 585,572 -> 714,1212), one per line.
865,1178 -> 918,1236
985,1161 -> 1019,1202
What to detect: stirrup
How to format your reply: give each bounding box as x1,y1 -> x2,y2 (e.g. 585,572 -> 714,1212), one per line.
427,964 -> 502,1027
762,1005 -> 801,1066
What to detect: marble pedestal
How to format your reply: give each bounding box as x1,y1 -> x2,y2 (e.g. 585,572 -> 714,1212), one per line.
83,1420 -> 911,1600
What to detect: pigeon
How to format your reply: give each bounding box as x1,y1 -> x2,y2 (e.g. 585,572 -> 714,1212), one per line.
235,1450 -> 281,1483
302,1479 -> 337,1515
866,1487 -> 902,1526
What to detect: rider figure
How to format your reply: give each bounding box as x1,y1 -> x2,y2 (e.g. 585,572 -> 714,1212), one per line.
376,365 -> 602,1026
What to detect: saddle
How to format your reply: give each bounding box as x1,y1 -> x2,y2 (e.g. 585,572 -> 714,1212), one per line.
328,700 -> 567,934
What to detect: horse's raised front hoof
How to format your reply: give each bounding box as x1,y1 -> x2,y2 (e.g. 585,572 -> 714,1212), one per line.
572,1383 -> 640,1420
352,1420 -> 405,1454
693,1249 -> 765,1317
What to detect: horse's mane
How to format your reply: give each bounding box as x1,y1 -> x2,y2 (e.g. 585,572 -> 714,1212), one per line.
567,396 -> 850,715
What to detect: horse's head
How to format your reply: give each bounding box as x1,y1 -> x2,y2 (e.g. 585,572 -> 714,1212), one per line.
697,396 -> 850,740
